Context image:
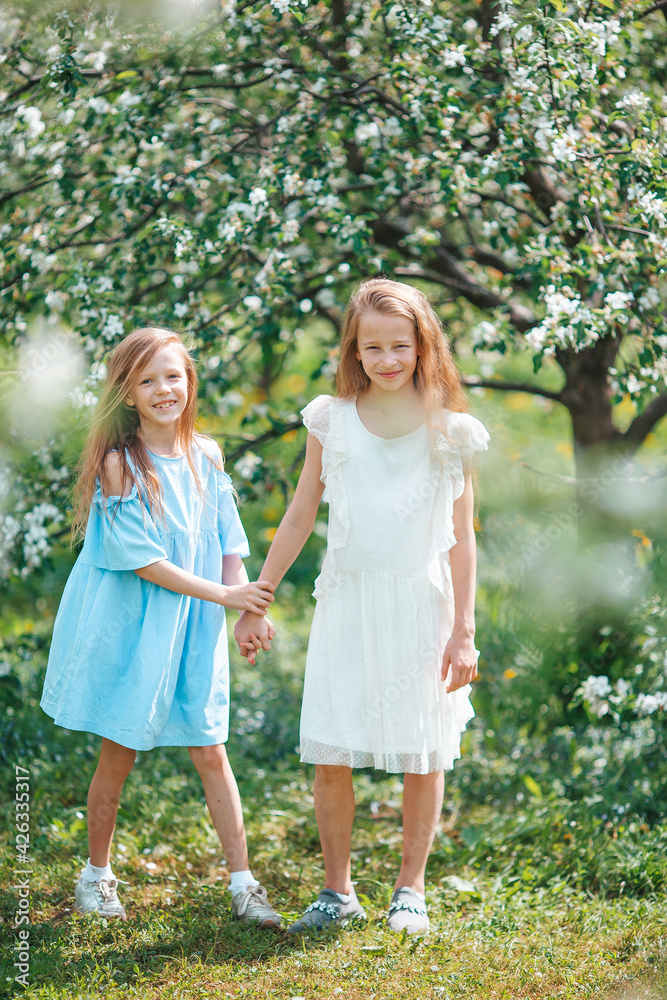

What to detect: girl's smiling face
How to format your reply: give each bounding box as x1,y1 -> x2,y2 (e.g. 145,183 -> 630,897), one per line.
356,312 -> 419,394
125,345 -> 188,429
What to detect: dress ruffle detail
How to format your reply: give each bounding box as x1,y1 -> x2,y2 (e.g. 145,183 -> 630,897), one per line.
424,411 -> 490,600
81,483 -> 169,572
301,395 -> 350,599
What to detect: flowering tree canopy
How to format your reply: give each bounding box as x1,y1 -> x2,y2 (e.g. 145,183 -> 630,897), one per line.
1,0 -> 666,578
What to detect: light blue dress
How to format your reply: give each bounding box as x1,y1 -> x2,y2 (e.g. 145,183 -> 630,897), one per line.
41,437 -> 249,751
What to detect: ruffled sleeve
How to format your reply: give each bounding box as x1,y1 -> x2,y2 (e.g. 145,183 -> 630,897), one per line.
217,471 -> 250,558
301,394 -> 333,446
444,411 -> 490,457
79,484 -> 169,572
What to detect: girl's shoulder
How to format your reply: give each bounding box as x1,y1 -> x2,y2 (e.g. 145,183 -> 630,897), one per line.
300,394 -> 349,445
194,433 -> 224,468
439,409 -> 490,456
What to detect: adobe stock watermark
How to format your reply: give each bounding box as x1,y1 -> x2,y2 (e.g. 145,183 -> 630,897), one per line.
13,765 -> 31,988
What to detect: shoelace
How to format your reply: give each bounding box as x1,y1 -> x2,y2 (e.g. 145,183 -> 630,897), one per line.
243,887 -> 274,913
99,879 -> 120,903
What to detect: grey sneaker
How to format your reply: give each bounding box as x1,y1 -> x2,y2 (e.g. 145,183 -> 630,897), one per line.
287,886 -> 366,934
75,875 -> 127,920
231,884 -> 282,929
387,886 -> 429,935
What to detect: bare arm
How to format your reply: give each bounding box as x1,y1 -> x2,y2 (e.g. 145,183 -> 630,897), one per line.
442,464 -> 479,692
259,433 -> 325,582
134,560 -> 274,614
235,432 -> 325,661
101,454 -> 274,614
222,553 -> 276,638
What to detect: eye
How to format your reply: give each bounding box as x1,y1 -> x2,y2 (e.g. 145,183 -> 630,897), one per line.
140,378 -> 152,385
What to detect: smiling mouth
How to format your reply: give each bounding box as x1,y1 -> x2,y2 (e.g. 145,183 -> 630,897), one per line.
153,400 -> 177,409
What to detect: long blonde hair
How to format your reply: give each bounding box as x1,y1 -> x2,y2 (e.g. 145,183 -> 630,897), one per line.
72,327 -> 216,541
336,278 -> 469,415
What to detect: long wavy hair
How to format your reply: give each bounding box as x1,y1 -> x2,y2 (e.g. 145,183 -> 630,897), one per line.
72,327 -> 217,542
336,278 -> 469,417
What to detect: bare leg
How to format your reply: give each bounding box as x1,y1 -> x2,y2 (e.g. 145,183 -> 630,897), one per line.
87,738 -> 137,868
188,744 -> 249,872
313,764 -> 355,895
394,771 -> 444,895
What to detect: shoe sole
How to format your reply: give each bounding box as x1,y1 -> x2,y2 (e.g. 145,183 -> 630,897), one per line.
286,912 -> 366,935
74,904 -> 127,921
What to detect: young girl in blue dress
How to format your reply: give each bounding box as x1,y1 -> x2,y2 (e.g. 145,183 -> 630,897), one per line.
41,326 -> 281,927
236,278 -> 489,935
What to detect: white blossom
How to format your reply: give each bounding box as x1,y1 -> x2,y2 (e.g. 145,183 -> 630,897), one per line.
88,96 -> 112,115
604,290 -> 634,312
235,452 -> 262,479
442,45 -> 467,67
117,90 -> 141,111
17,105 -> 45,139
101,314 -> 124,340
615,90 -> 650,114
578,675 -> 613,718
551,126 -> 581,164
355,121 -> 381,144
248,187 -> 268,206
638,287 -> 660,312
490,11 -> 513,36
69,387 -> 98,408
635,692 -> 667,716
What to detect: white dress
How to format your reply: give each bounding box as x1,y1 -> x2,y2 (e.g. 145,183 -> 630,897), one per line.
299,394 -> 490,775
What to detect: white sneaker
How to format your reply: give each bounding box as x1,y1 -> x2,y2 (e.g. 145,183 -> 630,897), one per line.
387,886 -> 429,935
231,884 -> 282,929
75,875 -> 127,920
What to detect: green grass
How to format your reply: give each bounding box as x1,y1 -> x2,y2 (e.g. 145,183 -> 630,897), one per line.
1,744 -> 666,999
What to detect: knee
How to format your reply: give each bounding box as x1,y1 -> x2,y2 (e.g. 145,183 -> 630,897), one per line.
189,743 -> 227,774
99,741 -> 136,781
314,764 -> 352,787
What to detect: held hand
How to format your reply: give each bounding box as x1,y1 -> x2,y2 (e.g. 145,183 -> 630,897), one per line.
441,633 -> 479,693
235,612 -> 276,665
221,580 -> 275,615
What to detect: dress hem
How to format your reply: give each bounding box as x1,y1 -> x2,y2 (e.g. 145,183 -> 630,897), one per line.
39,704 -> 229,752
298,716 -> 474,775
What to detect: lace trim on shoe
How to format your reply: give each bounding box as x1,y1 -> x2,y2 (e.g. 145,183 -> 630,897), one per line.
388,899 -> 427,916
304,900 -> 340,920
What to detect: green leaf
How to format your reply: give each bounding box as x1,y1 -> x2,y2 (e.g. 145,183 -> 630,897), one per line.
523,775 -> 543,799
116,70 -> 139,79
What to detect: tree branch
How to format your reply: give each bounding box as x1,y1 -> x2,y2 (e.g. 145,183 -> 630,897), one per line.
372,219 -> 538,331
638,0 -> 667,17
621,392 -> 667,450
462,375 -> 562,401
222,419 -> 303,462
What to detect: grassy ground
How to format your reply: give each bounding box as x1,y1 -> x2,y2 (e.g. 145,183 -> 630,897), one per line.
1,744 -> 666,1000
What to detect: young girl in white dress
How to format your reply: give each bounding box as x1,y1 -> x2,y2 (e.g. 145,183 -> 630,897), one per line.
41,327 -> 281,928
236,279 -> 489,934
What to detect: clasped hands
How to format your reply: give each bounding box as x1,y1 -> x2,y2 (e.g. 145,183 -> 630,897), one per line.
235,604 -> 276,665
